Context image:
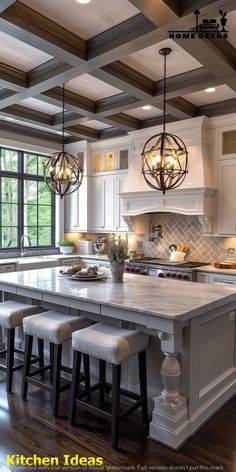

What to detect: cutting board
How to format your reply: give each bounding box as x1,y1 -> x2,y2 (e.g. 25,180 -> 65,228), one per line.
214,262 -> 236,269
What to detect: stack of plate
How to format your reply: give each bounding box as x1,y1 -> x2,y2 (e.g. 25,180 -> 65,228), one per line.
71,271 -> 105,281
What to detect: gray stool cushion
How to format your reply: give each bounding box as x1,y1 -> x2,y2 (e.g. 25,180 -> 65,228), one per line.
23,310 -> 91,344
0,301 -> 43,329
72,323 -> 149,364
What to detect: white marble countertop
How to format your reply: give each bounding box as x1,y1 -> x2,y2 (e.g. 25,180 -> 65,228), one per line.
0,253 -> 109,266
195,265 -> 236,275
0,267 -> 235,322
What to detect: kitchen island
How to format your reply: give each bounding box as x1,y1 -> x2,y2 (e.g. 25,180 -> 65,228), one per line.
0,267 -> 236,450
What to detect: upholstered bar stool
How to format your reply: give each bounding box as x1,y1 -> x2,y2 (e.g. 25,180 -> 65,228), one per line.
69,323 -> 150,450
0,300 -> 44,393
21,310 -> 91,417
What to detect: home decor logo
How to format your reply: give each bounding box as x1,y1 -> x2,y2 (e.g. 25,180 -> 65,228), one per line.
169,9 -> 228,39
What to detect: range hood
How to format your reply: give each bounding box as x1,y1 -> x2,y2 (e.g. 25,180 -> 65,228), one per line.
120,116 -> 216,234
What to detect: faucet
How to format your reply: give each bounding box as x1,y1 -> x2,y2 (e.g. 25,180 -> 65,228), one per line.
20,234 -> 32,257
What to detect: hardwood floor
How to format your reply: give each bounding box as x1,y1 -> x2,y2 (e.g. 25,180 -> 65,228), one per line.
0,371 -> 236,472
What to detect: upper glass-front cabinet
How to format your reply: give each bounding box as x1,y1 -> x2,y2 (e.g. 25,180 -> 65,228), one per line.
91,147 -> 129,174
219,126 -> 236,160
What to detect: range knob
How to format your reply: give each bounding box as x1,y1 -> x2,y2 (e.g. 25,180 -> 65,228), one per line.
158,272 -> 165,278
166,273 -> 171,278
134,267 -> 140,274
171,273 -> 177,278
130,267 -> 135,273
183,275 -> 190,281
126,267 -> 130,272
141,270 -> 148,276
177,274 -> 182,279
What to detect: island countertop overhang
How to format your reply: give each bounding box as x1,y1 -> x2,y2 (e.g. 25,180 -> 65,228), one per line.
0,267 -> 235,323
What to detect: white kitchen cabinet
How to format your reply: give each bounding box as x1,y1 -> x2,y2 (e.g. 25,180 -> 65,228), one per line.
90,174 -> 127,232
196,272 -> 210,284
116,173 -> 128,231
217,159 -> 236,235
209,273 -> 236,287
64,177 -> 89,232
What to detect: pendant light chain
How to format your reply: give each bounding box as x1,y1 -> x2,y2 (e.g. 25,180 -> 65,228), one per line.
43,82 -> 83,198
163,51 -> 167,135
62,83 -> 65,154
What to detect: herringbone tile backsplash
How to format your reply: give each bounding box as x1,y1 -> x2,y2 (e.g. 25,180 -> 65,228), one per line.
141,213 -> 236,263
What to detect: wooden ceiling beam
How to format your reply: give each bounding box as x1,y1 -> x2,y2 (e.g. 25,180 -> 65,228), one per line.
181,0 -> 235,16
65,124 -> 99,142
91,61 -> 155,100
103,113 -> 141,131
127,0 -> 180,26
141,114 -> 178,129
166,97 -> 197,119
98,128 -> 127,140
0,1 -> 86,66
197,98 -> 236,117
0,119 -> 63,145
0,62 -> 26,91
174,38 -> 236,80
40,87 -> 95,115
1,104 -> 52,126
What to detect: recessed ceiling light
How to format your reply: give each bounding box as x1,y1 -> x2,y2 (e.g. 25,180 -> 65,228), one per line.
142,105 -> 152,110
76,0 -> 91,3
205,87 -> 216,93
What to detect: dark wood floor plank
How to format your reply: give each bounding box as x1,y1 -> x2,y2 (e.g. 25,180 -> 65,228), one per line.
0,372 -> 235,471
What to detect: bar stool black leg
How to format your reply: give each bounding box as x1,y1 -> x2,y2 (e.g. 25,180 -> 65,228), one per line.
111,363 -> 121,450
37,339 -> 44,377
69,350 -> 81,426
6,328 -> 15,393
83,354 -> 91,402
21,334 -> 33,400
52,344 -> 62,417
49,343 -> 54,385
99,359 -> 106,406
138,350 -> 149,433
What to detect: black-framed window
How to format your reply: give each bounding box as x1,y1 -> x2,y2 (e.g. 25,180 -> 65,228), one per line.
0,147 -> 55,249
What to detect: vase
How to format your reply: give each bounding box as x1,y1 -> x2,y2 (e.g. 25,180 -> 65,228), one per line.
110,262 -> 125,283
60,246 -> 74,254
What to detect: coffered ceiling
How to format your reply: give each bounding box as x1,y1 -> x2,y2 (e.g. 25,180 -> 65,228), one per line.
1,0 -> 236,145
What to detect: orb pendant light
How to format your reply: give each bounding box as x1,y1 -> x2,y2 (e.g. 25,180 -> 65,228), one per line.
43,84 -> 83,199
141,48 -> 188,195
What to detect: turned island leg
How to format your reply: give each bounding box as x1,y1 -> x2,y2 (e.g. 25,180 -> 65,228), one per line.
149,330 -> 188,449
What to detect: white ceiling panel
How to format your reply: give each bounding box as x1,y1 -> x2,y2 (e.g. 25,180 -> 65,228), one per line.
21,0 -> 139,40
82,120 -> 112,130
183,85 -> 236,107
19,98 -> 62,114
122,39 -> 202,81
67,74 -> 122,100
125,106 -> 163,120
0,32 -> 52,71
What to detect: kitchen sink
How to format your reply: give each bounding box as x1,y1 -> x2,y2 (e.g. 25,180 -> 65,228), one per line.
16,256 -> 59,271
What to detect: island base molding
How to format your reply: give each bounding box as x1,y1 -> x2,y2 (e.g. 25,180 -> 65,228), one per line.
149,377 -> 236,449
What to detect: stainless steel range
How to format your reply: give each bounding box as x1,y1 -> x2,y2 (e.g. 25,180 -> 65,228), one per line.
125,258 -> 209,282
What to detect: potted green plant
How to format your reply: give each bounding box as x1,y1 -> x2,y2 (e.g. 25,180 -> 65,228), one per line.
58,240 -> 75,255
108,234 -> 129,283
